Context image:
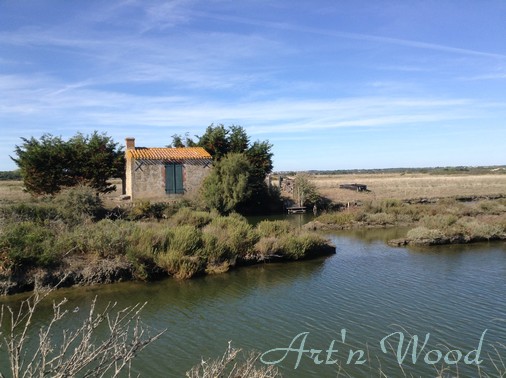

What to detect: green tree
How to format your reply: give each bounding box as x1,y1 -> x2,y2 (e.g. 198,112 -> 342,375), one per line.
12,132 -> 124,195
170,132 -> 196,148
12,135 -> 70,194
293,173 -> 321,206
197,124 -> 230,160
174,124 -> 277,214
228,125 -> 249,153
201,153 -> 252,214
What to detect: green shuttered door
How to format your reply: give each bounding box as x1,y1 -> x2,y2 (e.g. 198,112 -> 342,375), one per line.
165,164 -> 184,194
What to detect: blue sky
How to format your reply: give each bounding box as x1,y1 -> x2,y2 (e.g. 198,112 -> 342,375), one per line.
1,0 -> 505,171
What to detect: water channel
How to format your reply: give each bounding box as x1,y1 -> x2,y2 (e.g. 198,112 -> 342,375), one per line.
2,220 -> 506,377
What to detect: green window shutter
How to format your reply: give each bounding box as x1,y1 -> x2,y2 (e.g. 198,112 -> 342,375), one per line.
165,164 -> 175,194
175,164 -> 184,194
165,164 -> 184,194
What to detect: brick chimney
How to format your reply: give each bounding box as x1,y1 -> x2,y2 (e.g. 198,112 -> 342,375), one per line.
125,137 -> 135,150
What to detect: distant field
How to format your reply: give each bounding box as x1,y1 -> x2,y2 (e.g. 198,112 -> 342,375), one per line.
2,173 -> 506,205
0,180 -> 31,204
310,173 -> 506,202
0,179 -> 124,205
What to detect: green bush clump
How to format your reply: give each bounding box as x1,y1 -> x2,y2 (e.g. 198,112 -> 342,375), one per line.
0,200 -> 334,280
420,214 -> 458,230
152,225 -> 205,278
459,219 -> 504,240
280,233 -> 330,260
365,212 -> 396,225
156,252 -> 204,279
202,214 -> 258,259
363,199 -> 402,214
127,223 -> 172,255
256,220 -> 293,238
169,207 -> 215,228
169,225 -> 203,255
0,203 -> 60,224
253,237 -> 283,259
55,186 -> 105,225
0,221 -> 58,270
128,201 -> 168,220
316,211 -> 355,226
254,232 -> 330,260
74,220 -> 134,258
406,226 -> 445,242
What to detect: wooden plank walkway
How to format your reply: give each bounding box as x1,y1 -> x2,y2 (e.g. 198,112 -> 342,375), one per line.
339,183 -> 368,192
286,206 -> 307,214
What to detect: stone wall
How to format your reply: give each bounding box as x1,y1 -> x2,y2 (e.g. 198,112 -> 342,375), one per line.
126,160 -> 210,200
184,162 -> 211,195
132,164 -> 166,199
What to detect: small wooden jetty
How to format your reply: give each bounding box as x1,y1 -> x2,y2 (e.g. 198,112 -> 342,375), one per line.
287,206 -> 306,214
339,183 -> 368,192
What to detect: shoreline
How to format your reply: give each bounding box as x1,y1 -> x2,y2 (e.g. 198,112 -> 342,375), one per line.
0,235 -> 336,296
306,195 -> 506,247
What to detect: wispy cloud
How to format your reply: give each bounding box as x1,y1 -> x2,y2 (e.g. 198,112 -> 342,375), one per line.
461,73 -> 506,81
194,12 -> 506,60
0,70 -> 482,136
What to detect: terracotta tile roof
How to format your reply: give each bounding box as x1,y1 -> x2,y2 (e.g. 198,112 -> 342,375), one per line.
128,147 -> 212,161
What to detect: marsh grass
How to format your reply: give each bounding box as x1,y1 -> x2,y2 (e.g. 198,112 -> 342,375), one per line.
313,197 -> 506,246
0,191 -> 334,281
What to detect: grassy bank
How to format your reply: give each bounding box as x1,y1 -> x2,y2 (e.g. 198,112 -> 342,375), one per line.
308,197 -> 506,246
0,187 -> 334,295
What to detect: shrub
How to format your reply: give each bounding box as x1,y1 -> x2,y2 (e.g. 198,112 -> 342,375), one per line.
201,153 -> 252,214
461,219 -> 504,240
170,207 -> 214,228
365,212 -> 396,225
156,251 -> 204,279
170,225 -> 203,255
316,211 -> 355,226
420,214 -> 458,230
127,223 -> 172,255
76,219 -> 133,258
254,232 -> 330,260
202,215 -> 258,259
0,290 -> 164,378
363,199 -> 401,214
153,225 -> 204,278
256,220 -> 293,238
254,237 -> 283,259
406,226 -> 445,242
280,233 -> 330,260
0,221 -> 57,270
55,185 -> 105,225
0,203 -> 60,224
128,201 -> 167,220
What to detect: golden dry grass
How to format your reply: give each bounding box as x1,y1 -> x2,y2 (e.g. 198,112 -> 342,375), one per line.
3,173 -> 506,206
0,179 -> 125,206
0,180 -> 32,204
310,173 -> 506,203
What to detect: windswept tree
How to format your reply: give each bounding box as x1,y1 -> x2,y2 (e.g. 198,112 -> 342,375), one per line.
12,132 -> 124,195
201,153 -> 252,214
172,124 -> 277,213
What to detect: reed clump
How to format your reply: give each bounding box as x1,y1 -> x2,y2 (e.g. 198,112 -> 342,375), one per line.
312,197 -> 506,246
0,186 -> 335,284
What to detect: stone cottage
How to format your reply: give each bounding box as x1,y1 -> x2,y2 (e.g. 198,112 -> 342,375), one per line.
125,138 -> 212,200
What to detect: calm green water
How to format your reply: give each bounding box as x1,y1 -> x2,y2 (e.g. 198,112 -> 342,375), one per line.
2,229 -> 506,377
